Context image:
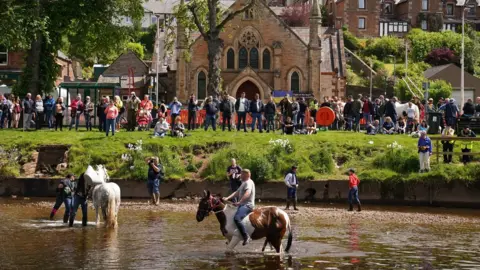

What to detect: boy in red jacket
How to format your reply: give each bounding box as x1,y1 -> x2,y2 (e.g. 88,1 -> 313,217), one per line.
348,168 -> 361,212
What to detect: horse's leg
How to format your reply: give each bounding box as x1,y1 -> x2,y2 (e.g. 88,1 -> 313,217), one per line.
226,235 -> 241,254
270,237 -> 281,254
262,239 -> 269,252
95,206 -> 100,225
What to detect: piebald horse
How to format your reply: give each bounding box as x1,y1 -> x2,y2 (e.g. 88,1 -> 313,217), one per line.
196,191 -> 293,253
85,165 -> 121,228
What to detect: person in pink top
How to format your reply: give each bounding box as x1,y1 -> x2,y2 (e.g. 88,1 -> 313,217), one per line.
104,100 -> 119,136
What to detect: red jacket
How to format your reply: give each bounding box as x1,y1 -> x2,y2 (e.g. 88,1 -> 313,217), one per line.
349,174 -> 360,189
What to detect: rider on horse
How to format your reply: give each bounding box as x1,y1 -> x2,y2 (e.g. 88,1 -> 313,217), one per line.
223,169 -> 256,246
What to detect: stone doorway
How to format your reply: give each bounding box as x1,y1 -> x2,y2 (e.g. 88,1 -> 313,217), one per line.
236,80 -> 260,100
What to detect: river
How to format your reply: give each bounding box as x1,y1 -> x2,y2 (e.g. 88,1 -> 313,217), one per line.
0,198 -> 479,270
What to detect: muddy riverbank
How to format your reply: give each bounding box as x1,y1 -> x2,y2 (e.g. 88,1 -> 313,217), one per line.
2,177 -> 480,208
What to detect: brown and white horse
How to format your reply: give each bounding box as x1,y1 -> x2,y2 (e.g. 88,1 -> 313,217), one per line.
196,190 -> 293,253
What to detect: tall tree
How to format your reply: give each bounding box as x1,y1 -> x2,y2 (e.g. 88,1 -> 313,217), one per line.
0,0 -> 143,96
172,0 -> 256,96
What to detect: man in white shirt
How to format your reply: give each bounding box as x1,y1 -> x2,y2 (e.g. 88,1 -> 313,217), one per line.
284,166 -> 299,211
153,117 -> 170,137
235,92 -> 249,132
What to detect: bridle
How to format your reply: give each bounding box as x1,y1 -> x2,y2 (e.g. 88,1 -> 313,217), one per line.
199,196 -> 225,217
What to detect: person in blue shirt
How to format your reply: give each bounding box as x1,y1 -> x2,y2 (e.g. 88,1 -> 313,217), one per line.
169,97 -> 182,131
44,94 -> 56,130
417,131 -> 432,173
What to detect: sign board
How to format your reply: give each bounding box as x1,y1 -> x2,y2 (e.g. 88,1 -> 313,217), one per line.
272,90 -> 314,103
0,73 -> 20,80
316,107 -> 335,126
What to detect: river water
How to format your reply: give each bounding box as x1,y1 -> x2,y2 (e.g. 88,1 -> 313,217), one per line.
1,198 -> 480,270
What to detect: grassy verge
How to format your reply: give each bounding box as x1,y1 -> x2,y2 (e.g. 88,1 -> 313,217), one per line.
0,129 -> 479,185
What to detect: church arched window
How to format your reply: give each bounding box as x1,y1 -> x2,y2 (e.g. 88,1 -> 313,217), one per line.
226,48 -> 235,69
249,48 -> 259,69
291,72 -> 300,93
239,47 -> 248,69
262,49 -> 271,70
197,71 -> 207,100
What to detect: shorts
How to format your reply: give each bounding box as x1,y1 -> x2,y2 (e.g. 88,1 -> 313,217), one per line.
147,179 -> 160,194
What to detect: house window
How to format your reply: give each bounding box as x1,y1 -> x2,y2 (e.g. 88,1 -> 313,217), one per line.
421,20 -> 428,30
249,48 -> 259,69
358,17 -> 366,29
239,47 -> 248,69
262,49 -> 271,70
197,71 -> 207,100
291,72 -> 300,93
0,45 -> 7,65
422,0 -> 428,11
384,3 -> 392,14
358,0 -> 365,9
468,5 -> 476,16
226,48 -> 235,69
152,16 -> 158,24
446,4 -> 454,16
244,8 -> 254,19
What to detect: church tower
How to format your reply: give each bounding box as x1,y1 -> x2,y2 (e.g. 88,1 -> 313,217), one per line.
175,0 -> 188,101
308,0 -> 322,98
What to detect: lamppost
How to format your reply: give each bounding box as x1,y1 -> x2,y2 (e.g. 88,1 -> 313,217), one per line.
461,2 -> 472,109
155,14 -> 160,107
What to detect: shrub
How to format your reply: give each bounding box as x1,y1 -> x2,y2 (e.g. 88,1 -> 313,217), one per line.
309,147 -> 334,174
428,80 -> 453,102
373,147 -> 419,173
425,48 -> 457,66
343,28 -> 360,51
358,169 -> 399,182
363,36 -> 403,60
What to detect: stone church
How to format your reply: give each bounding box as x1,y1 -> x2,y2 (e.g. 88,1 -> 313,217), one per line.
155,0 -> 346,102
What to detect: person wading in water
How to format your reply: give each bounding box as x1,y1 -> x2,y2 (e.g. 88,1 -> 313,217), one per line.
69,173 -> 92,227
49,173 -> 75,222
223,169 -> 256,246
284,166 -> 299,211
348,168 -> 361,212
147,157 -> 164,205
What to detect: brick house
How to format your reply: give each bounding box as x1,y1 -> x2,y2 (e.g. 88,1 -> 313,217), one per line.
325,0 -> 480,37
154,0 -> 347,103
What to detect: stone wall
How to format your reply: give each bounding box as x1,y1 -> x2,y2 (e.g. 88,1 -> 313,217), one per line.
2,178 -> 480,208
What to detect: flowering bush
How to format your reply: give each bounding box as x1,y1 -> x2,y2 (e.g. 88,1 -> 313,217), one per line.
269,138 -> 294,154
387,141 -> 403,149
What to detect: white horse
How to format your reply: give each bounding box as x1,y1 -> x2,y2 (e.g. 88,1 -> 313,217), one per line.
395,102 -> 420,122
85,165 -> 121,228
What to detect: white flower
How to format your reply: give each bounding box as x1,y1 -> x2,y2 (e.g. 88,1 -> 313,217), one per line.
369,141 -> 374,145
129,166 -> 135,170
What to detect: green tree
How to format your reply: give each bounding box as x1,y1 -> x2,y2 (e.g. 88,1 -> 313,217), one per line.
428,80 -> 452,102
126,42 -> 145,59
394,62 -> 430,101
170,0 -> 256,96
138,25 -> 157,59
0,0 -> 144,96
363,36 -> 404,60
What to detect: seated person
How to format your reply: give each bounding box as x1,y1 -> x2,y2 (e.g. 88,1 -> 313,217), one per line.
410,119 -> 419,134
153,117 -> 169,137
366,121 -> 376,135
137,109 -> 150,131
418,120 -> 429,133
306,117 -> 317,135
172,116 -> 185,137
284,117 -> 295,135
397,117 -> 406,134
382,117 -> 395,134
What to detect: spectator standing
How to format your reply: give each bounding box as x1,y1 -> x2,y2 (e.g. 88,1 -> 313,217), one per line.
114,96 -> 124,132
126,92 -> 140,131
104,100 -> 118,137
320,97 -> 331,108
417,131 -> 432,173
146,157 -> 164,205
139,95 -> 153,131
445,99 -> 459,127
249,93 -> 264,132
235,92 -> 249,132
441,125 -> 455,164
343,96 -> 353,131
204,97 -> 218,131
362,96 -> 373,126
284,166 -> 299,211
378,95 -> 386,130
458,127 -> 476,165
264,96 -> 276,133
297,98 -> 307,129
351,94 -> 363,132
12,97 -> 21,129
279,96 -> 293,120
291,98 -> 299,129
44,94 -> 55,130
187,94 -> 198,130
426,98 -> 436,121
54,97 -> 66,131
22,93 -> 34,131
153,117 -> 169,137
34,95 -> 44,130
475,97 -> 480,116
84,96 -> 94,131
69,94 -> 84,131
0,95 -> 6,128
348,168 -> 361,212
220,95 -> 234,131
309,98 -> 318,122
1,94 -> 12,128
462,98 -> 475,117
227,159 -> 242,202
384,97 -> 398,126
169,97 -> 182,130
406,102 -> 417,133
97,98 -> 108,132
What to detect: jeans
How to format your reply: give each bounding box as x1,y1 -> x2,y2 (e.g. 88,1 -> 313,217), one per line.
353,114 -> 361,132
446,117 -> 456,127
85,114 -> 93,131
287,187 -> 297,200
379,117 -> 385,134
251,112 -> 262,131
106,118 -> 115,136
23,113 -> 32,130
69,113 -> 81,130
0,111 -> 3,128
234,205 -> 253,239
297,113 -> 305,129
222,113 -> 232,131
442,142 -> 454,163
63,197 -> 73,223
99,116 -> 106,132
55,114 -> 64,131
35,111 -> 44,129
237,112 -> 247,131
46,110 -> 54,129
348,187 -> 360,205
171,113 -> 179,130
188,111 -> 196,130
363,113 -> 372,125
153,131 -> 166,137
204,114 -> 216,131
50,194 -> 64,218
69,195 -> 88,226
266,114 -> 275,132
293,112 -> 298,126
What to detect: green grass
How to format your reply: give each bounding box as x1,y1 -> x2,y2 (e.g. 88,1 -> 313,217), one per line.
0,129 -> 478,184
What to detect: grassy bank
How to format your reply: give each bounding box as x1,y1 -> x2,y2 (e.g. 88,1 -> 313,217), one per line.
0,129 -> 479,185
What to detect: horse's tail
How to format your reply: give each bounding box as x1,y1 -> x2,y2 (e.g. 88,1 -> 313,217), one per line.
106,190 -> 117,229
284,215 -> 293,253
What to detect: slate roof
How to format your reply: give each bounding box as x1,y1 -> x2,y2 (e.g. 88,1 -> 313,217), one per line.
424,64 -> 453,79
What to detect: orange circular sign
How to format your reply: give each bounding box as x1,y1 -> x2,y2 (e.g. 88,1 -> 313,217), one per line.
316,107 -> 335,126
